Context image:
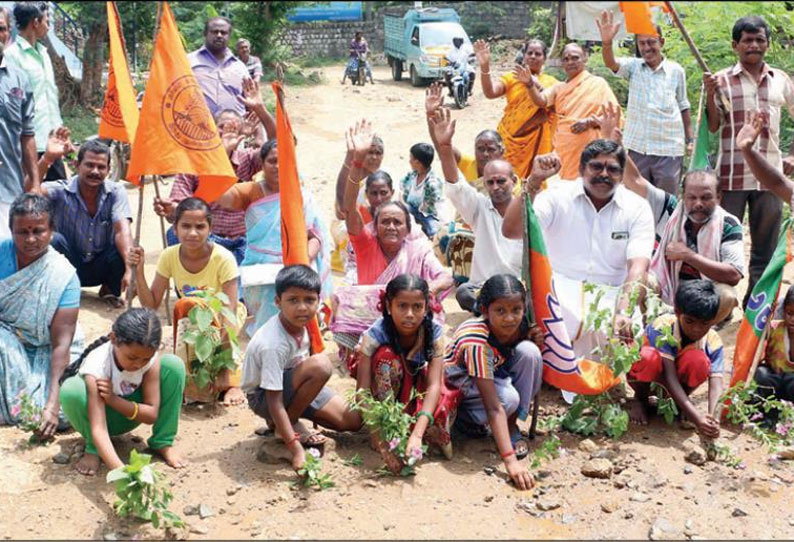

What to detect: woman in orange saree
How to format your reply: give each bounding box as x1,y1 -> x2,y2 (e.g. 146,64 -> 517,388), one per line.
475,39 -> 558,178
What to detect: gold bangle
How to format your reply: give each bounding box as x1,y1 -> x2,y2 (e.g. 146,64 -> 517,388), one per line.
347,176 -> 362,186
127,401 -> 139,421
481,70 -> 490,75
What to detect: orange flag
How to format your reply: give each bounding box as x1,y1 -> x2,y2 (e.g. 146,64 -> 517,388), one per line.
127,2 -> 235,202
272,80 -> 324,353
619,2 -> 659,36
98,1 -> 139,145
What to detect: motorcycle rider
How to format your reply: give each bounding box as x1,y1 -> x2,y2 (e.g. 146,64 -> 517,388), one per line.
342,31 -> 374,84
445,36 -> 475,96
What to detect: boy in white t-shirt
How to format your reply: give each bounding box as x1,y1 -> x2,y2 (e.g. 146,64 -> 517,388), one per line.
242,265 -> 361,470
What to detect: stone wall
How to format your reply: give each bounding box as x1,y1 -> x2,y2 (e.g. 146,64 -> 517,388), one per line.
278,2 -> 550,60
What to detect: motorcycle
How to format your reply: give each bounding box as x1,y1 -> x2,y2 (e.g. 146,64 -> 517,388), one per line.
344,51 -> 372,86
442,55 -> 475,109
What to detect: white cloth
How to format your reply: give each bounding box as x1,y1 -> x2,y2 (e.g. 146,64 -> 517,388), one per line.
565,1 -> 629,42
79,342 -> 155,397
446,176 -> 522,283
0,202 -> 10,240
241,313 -> 310,393
534,179 -> 655,287
446,44 -> 474,73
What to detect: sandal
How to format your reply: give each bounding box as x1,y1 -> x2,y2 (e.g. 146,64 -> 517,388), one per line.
510,431 -> 530,460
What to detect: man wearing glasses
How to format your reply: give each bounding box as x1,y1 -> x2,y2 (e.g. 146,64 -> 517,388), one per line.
502,139 -> 655,359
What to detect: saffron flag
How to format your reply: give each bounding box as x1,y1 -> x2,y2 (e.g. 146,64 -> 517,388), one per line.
523,197 -> 620,394
127,2 -> 235,202
98,1 -> 139,145
730,219 -> 792,387
619,2 -> 659,36
272,81 -> 324,353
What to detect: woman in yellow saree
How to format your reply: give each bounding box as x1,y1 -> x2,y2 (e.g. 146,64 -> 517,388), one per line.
475,39 -> 558,178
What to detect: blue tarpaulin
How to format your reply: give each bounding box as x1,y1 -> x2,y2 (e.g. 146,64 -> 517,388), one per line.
287,2 -> 363,22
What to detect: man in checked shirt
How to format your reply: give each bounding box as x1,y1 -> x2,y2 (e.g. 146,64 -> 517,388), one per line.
704,15 -> 794,309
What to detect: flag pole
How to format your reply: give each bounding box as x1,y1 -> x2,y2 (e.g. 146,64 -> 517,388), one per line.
521,192 -> 536,324
664,1 -> 731,114
152,175 -> 172,325
126,179 -> 146,308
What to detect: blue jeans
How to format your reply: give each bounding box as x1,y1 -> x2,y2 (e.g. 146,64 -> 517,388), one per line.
166,226 -> 246,265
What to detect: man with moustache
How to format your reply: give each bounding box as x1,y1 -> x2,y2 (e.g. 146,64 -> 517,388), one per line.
502,139 -> 655,358
27,139 -> 133,308
597,10 -> 693,196
704,16 -> 794,309
649,170 -> 744,323
428,108 -> 523,313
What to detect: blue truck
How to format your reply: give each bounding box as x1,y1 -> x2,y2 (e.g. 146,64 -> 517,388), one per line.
384,7 -> 472,86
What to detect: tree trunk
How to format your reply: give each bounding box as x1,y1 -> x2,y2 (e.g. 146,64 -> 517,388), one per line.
80,19 -> 108,107
43,37 -> 81,109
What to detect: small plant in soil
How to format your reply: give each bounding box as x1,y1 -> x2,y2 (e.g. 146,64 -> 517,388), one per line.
343,453 -> 363,467
720,380 -> 794,451
180,289 -> 241,400
348,389 -> 427,476
106,449 -> 183,530
530,434 -> 562,470
295,448 -> 335,490
11,391 -> 50,445
557,281 -> 666,439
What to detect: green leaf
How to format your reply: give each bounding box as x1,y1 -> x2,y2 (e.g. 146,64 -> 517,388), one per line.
195,307 -> 213,332
195,334 -> 214,362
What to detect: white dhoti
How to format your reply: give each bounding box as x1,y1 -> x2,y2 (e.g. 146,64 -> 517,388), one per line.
553,273 -> 641,362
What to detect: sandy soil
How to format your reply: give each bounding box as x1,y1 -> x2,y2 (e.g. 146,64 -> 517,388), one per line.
1,61 -> 793,540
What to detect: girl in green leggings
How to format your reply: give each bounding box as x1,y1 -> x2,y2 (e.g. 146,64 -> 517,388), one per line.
60,308 -> 186,476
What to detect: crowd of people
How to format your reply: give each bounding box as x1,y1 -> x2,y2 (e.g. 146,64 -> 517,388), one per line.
1,3 -> 794,491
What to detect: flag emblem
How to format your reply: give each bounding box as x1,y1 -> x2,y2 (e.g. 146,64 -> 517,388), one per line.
162,75 -> 219,151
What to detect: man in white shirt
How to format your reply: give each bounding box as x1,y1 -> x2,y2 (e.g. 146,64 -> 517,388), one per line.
428,109 -> 522,312
502,139 -> 655,357
445,37 -> 475,95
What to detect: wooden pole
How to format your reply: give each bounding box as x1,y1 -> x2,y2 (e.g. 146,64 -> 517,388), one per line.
126,179 -> 145,308
152,176 -> 172,325
664,1 -> 731,113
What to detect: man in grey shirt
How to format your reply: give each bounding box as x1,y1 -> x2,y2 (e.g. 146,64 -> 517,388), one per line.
0,6 -> 38,238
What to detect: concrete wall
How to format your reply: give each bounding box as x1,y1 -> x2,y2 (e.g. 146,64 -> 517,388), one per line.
278,2 -> 550,59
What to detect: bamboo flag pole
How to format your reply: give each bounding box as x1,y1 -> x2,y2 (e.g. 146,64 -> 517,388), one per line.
664,1 -> 732,114
126,178 -> 146,307
152,176 -> 172,325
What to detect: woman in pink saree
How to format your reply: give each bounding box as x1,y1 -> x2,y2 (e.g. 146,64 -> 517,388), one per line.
331,120 -> 453,363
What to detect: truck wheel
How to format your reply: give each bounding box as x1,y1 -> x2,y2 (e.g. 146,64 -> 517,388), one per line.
410,65 -> 422,87
391,58 -> 403,81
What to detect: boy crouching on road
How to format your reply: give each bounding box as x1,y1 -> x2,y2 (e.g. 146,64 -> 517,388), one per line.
628,279 -> 723,438
242,265 -> 361,470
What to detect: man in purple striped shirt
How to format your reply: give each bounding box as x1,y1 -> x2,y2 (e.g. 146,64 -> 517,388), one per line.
187,16 -> 249,117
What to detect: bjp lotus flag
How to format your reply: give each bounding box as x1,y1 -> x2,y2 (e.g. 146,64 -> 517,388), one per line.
127,2 -> 235,202
619,2 -> 660,36
730,219 -> 792,387
272,80 -> 324,353
98,2 -> 138,144
523,197 -> 620,394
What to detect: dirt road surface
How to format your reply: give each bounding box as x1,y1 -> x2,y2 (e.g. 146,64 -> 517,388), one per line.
2,62 -> 793,540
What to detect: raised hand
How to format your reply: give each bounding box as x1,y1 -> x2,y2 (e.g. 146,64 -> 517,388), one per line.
736,109 -> 767,150
425,81 -> 444,115
599,102 -> 622,142
428,108 -> 456,147
238,77 -> 263,110
513,63 -> 536,87
346,119 -> 374,159
44,126 -> 74,161
529,152 -> 561,181
473,39 -> 491,68
595,9 -> 621,44
221,129 -> 245,155
241,110 -> 260,137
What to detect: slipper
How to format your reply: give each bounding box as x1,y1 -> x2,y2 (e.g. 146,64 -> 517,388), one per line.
99,292 -> 125,309
510,431 -> 530,460
299,430 -> 328,448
